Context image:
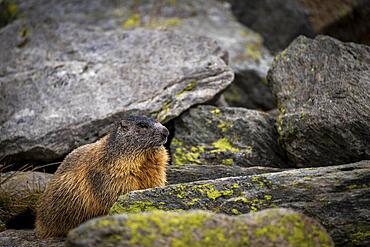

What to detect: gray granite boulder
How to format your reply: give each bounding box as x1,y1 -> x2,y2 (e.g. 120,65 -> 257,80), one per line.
170,105 -> 288,168
0,230 -> 64,247
108,0 -> 275,110
268,35 -> 370,167
0,0 -> 234,163
111,160 -> 370,246
167,165 -> 283,184
226,0 -> 315,53
66,209 -> 333,247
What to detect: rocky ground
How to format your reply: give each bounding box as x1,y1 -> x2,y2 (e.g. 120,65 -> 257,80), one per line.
0,0 -> 369,246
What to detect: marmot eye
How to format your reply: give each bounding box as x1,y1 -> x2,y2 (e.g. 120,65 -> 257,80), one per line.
137,122 -> 149,128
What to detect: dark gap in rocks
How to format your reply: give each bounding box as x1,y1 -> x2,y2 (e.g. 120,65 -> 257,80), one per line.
0,0 -> 18,29
322,0 -> 370,45
5,208 -> 36,230
164,119 -> 175,166
1,158 -> 62,174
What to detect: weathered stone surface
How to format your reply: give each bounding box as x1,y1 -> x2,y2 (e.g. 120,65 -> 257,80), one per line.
110,0 -> 275,110
170,105 -> 288,168
0,0 -> 18,28
299,0 -> 370,45
66,209 -> 333,247
268,35 -> 370,167
0,1 -> 234,163
167,165 -> 283,184
111,161 -> 370,246
0,230 -> 64,247
0,171 -> 52,226
227,0 -> 315,53
221,72 -> 275,111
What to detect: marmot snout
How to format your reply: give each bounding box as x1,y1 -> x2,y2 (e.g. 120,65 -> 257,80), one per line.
36,115 -> 169,238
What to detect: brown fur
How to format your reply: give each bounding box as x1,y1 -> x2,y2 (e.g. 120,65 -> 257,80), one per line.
36,124 -> 168,238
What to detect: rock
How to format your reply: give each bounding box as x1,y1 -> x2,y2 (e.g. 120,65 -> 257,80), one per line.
111,160 -> 370,246
109,0 -> 275,110
0,171 -> 52,227
66,209 -> 333,247
299,0 -> 370,45
0,1 -> 234,163
268,35 -> 370,167
227,0 -> 315,53
221,73 -> 276,111
167,165 -> 283,184
0,0 -> 18,28
170,105 -> 288,168
0,230 -> 64,247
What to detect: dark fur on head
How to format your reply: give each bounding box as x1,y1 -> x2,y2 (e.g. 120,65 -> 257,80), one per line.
106,115 -> 169,159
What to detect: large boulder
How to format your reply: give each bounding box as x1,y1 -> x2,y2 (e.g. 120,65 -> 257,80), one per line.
268,35 -> 370,167
0,171 -> 52,228
0,0 -> 234,163
167,165 -> 283,184
299,0 -> 370,45
227,0 -> 314,53
105,0 -> 275,110
170,105 -> 288,168
111,160 -> 370,246
66,209 -> 333,247
0,230 -> 64,247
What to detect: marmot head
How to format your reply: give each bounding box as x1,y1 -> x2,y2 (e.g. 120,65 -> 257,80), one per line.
107,115 -> 169,156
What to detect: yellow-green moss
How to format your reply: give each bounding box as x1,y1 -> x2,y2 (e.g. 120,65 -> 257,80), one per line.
172,138 -> 206,165
229,193 -> 274,213
173,183 -> 236,202
254,211 -> 333,247
176,80 -> 197,97
351,230 -> 370,245
211,137 -> 239,153
216,120 -> 232,132
0,1 -> 18,28
110,198 -> 162,214
223,84 -> 242,102
121,12 -> 181,30
245,42 -> 262,61
222,158 -> 234,166
210,108 -> 221,115
122,210 -> 249,247
122,13 -> 141,28
231,208 -> 241,215
345,183 -> 369,190
146,17 -> 182,29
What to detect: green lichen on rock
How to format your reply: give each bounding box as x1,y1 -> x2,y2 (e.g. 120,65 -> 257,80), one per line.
223,84 -> 242,103
109,196 -> 162,214
174,183 -> 235,201
171,105 -> 287,168
211,137 -> 239,153
350,224 -> 370,246
253,210 -> 333,247
171,138 -> 205,165
176,80 -> 197,97
222,158 -> 234,166
210,108 -> 221,115
0,0 -> 18,28
122,12 -> 182,30
122,13 -> 141,28
66,209 -> 333,247
245,42 -> 262,61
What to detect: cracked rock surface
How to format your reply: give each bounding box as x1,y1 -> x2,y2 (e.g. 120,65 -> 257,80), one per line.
0,0 -> 234,163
